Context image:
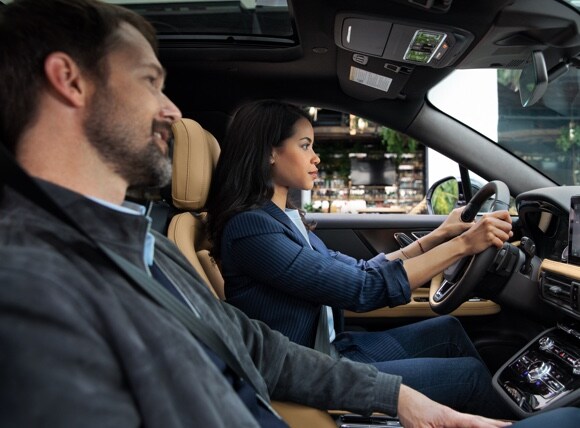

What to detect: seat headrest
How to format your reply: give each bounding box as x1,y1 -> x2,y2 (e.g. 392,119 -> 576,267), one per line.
171,118 -> 220,211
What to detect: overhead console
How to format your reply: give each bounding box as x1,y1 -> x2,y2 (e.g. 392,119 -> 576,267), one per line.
333,13 -> 473,100
334,14 -> 472,68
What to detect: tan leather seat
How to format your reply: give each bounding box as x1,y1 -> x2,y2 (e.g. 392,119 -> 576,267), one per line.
168,118 -> 224,299
167,118 -> 337,428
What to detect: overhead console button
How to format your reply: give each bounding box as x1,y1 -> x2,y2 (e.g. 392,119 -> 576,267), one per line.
341,18 -> 391,56
352,54 -> 369,65
403,29 -> 447,64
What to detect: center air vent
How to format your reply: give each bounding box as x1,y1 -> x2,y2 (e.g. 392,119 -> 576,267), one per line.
541,271 -> 580,311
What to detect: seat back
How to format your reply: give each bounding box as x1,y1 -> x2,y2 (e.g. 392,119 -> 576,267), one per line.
167,118 -> 338,427
167,118 -> 225,299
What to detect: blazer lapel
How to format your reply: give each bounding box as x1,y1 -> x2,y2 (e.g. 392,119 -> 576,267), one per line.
262,201 -> 311,248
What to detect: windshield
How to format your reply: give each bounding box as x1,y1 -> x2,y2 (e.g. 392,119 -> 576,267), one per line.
428,67 -> 580,186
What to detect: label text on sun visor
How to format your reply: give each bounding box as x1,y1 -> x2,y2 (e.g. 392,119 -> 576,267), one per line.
349,66 -> 392,93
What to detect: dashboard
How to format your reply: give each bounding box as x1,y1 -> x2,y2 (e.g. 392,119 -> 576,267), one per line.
517,187 -> 572,263
492,186 -> 580,416
516,187 -> 580,320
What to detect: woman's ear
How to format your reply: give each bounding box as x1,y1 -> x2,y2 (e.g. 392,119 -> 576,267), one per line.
270,150 -> 276,165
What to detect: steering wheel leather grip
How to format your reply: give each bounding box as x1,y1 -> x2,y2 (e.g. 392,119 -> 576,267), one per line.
430,180 -> 512,314
460,180 -> 511,222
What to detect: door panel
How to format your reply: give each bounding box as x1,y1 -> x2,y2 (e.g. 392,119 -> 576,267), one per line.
306,213 -> 542,373
307,212 -> 500,320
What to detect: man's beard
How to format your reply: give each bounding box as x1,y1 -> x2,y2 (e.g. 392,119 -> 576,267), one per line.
83,88 -> 172,189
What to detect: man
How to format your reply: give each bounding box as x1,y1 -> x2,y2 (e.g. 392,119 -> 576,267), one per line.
0,0 -> 577,427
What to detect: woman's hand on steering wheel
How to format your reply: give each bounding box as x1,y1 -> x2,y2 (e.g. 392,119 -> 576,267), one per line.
436,207 -> 474,241
454,210 -> 513,256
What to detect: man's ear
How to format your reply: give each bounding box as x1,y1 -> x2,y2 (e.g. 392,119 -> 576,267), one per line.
44,52 -> 90,108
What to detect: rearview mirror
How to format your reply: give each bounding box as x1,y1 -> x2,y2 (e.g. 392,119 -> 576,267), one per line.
519,51 -> 548,107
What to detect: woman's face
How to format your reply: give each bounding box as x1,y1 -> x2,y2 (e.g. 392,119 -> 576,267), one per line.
271,118 -> 319,191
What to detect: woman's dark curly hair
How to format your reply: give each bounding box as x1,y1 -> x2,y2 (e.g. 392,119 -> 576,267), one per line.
206,99 -> 312,261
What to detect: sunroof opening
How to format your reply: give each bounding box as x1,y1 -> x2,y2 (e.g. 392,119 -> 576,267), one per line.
105,0 -> 297,46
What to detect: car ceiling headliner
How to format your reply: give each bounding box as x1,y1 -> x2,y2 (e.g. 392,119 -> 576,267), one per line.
161,0 -> 579,136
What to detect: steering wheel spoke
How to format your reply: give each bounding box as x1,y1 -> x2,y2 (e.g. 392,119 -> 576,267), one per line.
432,278 -> 457,302
429,180 -> 511,314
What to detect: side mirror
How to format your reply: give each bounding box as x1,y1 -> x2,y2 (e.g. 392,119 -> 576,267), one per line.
426,176 -> 459,215
519,51 -> 548,107
426,176 -> 484,215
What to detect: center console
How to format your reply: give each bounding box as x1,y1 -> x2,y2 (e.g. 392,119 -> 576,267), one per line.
494,321 -> 580,416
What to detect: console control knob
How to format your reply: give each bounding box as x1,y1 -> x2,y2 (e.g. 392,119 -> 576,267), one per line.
539,336 -> 554,351
527,361 -> 550,382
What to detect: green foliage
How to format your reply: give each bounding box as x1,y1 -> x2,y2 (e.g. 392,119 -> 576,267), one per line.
497,69 -> 521,91
556,122 -> 580,152
379,127 -> 418,166
303,202 -> 321,213
431,178 -> 459,215
378,127 -> 420,203
315,144 -> 350,181
556,121 -> 580,184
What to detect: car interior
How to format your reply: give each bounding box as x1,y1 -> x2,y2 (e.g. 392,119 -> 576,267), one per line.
3,0 -> 580,425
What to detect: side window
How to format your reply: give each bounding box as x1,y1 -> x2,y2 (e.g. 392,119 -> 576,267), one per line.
299,107 -> 515,216
300,107 -> 444,215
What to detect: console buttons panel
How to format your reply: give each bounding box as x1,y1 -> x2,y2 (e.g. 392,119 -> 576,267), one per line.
499,329 -> 580,412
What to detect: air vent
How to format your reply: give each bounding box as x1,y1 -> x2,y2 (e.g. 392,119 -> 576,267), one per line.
541,272 -> 580,311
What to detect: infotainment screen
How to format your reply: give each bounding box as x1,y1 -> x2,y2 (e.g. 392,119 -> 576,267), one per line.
568,195 -> 580,265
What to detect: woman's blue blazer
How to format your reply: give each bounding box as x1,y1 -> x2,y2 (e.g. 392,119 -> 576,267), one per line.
221,201 -> 411,348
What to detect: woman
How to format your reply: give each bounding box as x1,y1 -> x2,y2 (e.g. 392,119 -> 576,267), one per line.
206,100 -> 514,418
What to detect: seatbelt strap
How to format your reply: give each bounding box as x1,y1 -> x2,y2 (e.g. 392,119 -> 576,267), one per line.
0,144 -> 280,417
313,306 -> 332,355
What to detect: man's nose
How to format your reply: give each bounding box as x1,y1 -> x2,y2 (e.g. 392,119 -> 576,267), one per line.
162,93 -> 182,121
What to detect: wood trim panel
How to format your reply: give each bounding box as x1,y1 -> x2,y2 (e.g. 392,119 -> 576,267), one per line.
540,259 -> 580,280
345,274 -> 500,318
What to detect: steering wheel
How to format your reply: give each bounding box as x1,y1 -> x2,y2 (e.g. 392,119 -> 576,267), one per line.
429,180 -> 511,315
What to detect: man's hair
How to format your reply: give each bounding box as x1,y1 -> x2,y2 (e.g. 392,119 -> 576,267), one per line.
0,0 -> 157,153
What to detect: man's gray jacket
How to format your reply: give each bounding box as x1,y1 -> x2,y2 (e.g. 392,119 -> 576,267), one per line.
0,181 -> 401,427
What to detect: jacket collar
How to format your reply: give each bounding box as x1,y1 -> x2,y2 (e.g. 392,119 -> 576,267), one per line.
261,200 -> 314,249
32,179 -> 151,269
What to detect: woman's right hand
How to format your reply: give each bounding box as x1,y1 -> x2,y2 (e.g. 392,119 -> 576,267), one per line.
455,210 -> 513,256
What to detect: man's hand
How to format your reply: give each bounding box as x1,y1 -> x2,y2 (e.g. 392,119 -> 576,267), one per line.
397,385 -> 512,428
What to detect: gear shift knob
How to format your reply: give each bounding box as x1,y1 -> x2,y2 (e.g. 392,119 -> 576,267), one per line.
520,236 -> 536,274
